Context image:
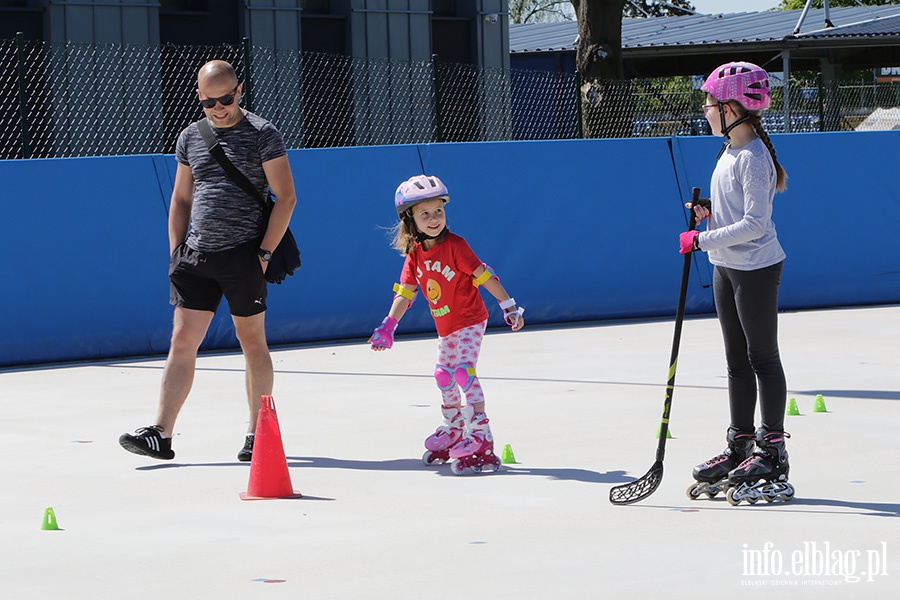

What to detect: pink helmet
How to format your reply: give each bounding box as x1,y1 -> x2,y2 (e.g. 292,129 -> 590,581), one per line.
394,175 -> 449,217
701,62 -> 771,111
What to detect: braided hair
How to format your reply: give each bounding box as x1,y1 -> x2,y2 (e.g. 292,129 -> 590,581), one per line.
747,113 -> 788,193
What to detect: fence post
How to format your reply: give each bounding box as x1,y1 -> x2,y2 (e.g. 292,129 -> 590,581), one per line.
431,54 -> 443,143
781,51 -> 792,133
242,37 -> 253,113
574,71 -> 583,139
15,32 -> 31,159
817,72 -> 825,132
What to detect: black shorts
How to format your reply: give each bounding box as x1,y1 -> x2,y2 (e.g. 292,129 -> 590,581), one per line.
169,240 -> 267,317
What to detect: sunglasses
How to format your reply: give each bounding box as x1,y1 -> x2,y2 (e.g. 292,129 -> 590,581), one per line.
199,85 -> 239,109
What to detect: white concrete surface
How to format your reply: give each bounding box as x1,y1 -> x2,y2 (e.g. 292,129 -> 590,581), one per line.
2,305 -> 898,599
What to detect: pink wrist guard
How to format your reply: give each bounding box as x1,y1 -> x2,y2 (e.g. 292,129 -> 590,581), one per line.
498,298 -> 524,328
370,316 -> 399,349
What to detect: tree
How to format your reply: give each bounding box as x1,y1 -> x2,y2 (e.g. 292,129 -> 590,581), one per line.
573,0 -> 625,80
623,0 -> 694,17
573,0 -> 630,137
510,1 -> 700,136
508,0 -> 698,23
779,0 -> 898,8
509,0 -> 576,23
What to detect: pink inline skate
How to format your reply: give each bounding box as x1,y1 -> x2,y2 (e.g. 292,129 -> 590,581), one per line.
422,405 -> 464,465
449,405 -> 501,475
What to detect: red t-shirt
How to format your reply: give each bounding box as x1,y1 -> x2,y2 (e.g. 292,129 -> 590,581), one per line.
400,233 -> 489,337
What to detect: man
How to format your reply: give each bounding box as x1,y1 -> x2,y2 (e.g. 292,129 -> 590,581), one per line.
119,60 -> 297,461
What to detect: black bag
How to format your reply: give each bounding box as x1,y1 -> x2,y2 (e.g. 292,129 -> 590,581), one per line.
260,198 -> 301,284
197,118 -> 301,284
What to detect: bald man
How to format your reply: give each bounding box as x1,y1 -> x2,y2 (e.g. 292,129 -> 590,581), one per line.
119,60 -> 297,462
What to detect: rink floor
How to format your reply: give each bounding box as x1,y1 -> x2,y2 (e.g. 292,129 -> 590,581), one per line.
1,305 -> 898,599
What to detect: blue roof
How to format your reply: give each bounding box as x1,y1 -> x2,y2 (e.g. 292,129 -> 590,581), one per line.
509,6 -> 900,54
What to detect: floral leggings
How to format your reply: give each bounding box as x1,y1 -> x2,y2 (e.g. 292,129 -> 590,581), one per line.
435,320 -> 487,407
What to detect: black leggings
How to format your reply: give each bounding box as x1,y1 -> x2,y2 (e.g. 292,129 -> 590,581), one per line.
713,262 -> 786,433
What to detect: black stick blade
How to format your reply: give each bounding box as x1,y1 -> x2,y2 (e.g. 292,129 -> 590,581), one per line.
609,461 -> 663,505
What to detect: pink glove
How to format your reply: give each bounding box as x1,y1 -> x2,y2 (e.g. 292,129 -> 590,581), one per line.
679,230 -> 699,255
369,316 -> 398,349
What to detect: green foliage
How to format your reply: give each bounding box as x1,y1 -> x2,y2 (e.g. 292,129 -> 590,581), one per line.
632,76 -> 695,112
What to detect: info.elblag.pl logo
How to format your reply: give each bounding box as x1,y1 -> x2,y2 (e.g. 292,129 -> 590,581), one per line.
741,541 -> 889,586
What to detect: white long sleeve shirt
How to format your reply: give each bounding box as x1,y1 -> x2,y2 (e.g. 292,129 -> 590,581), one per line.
698,137 -> 786,271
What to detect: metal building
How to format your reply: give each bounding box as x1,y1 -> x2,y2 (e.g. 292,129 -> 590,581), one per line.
1,1 -> 510,156
1,0 -> 509,68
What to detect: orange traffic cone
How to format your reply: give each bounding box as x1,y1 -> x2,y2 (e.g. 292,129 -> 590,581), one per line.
240,395 -> 302,500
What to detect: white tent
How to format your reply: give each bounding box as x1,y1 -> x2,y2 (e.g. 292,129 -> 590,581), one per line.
855,107 -> 900,130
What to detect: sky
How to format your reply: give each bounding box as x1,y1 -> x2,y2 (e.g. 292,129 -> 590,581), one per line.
689,0 -> 782,14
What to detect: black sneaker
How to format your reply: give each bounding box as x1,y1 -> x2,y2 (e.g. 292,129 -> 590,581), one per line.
237,434 -> 254,462
119,425 -> 175,460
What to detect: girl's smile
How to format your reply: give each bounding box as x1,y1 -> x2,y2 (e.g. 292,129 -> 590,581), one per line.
411,198 -> 447,246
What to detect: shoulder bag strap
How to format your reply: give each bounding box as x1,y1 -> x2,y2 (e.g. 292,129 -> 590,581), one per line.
196,117 -> 267,210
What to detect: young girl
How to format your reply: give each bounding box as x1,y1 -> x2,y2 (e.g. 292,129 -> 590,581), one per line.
681,62 -> 794,505
369,174 -> 524,475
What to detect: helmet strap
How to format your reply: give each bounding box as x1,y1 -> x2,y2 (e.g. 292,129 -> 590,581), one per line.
722,113 -> 751,138
716,140 -> 730,160
414,226 -> 450,244
719,101 -> 752,139
716,101 -> 751,159
415,227 -> 449,243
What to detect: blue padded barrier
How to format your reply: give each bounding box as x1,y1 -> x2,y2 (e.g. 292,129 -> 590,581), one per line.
1,131 -> 898,367
671,131 -> 900,310
0,155 -> 173,365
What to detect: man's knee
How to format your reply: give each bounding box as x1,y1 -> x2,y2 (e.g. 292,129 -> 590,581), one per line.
170,309 -> 212,353
233,315 -> 268,351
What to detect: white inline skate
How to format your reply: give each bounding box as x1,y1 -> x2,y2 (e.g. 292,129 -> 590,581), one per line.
422,405 -> 464,466
725,428 -> 795,506
448,405 -> 501,475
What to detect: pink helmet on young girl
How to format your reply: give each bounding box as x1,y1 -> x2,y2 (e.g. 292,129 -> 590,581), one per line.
394,175 -> 450,217
701,62 -> 771,111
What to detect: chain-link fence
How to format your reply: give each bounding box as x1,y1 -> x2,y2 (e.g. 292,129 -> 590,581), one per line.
2,36 -> 899,160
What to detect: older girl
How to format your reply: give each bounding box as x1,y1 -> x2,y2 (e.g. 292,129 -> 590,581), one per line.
682,62 -> 794,505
